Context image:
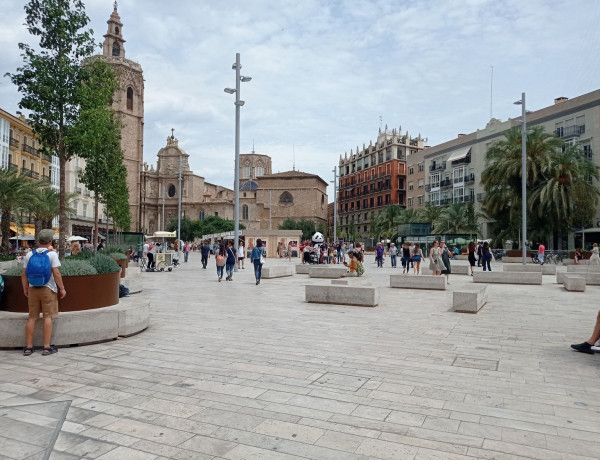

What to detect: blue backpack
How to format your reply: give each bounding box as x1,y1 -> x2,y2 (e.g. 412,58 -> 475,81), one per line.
26,249 -> 52,286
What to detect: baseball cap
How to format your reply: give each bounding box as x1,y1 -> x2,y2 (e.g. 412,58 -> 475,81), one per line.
37,229 -> 55,244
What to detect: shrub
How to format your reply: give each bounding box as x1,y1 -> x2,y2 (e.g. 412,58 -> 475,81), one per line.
4,263 -> 24,276
110,252 -> 127,261
69,250 -> 95,260
88,254 -> 120,274
104,245 -> 127,255
59,259 -> 97,276
0,254 -> 16,262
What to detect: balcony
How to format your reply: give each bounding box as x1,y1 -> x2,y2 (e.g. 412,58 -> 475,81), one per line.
8,163 -> 18,172
555,125 -> 585,138
477,193 -> 486,202
9,137 -> 19,148
23,144 -> 39,157
440,178 -> 452,188
440,198 -> 452,205
21,168 -> 39,180
42,174 -> 51,181
429,161 -> 446,172
43,154 -> 53,162
453,173 -> 475,184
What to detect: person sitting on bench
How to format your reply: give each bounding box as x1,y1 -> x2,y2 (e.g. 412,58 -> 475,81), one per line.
571,309 -> 600,354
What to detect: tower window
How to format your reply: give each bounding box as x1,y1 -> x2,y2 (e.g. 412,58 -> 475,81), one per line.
127,87 -> 133,110
279,191 -> 293,204
242,205 -> 249,220
115,26 -> 120,35
168,184 -> 176,197
112,42 -> 120,57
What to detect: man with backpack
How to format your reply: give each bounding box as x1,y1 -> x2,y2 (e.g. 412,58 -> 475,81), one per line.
21,229 -> 66,356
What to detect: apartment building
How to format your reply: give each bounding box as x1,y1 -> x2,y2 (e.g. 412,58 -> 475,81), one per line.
337,126 -> 426,242
422,89 -> 600,237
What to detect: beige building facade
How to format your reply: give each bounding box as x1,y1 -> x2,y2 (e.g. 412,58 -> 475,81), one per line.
423,89 -> 600,238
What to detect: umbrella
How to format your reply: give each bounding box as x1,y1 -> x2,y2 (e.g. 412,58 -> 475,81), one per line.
67,236 -> 87,242
9,235 -> 35,241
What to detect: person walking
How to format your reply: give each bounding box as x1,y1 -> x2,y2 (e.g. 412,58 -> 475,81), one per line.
215,244 -> 226,282
412,243 -> 423,274
440,240 -> 452,284
237,241 -> 245,269
375,243 -> 384,268
590,243 -> 600,265
429,240 -> 446,276
389,243 -> 398,268
476,241 -> 483,267
225,241 -> 237,281
401,243 -> 410,273
21,229 -> 66,356
537,242 -> 545,265
148,242 -> 157,270
482,241 -> 492,271
183,241 -> 191,263
467,241 -> 477,276
251,238 -> 266,285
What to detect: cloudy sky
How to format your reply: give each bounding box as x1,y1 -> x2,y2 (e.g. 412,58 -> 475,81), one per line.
1,0 -> 598,200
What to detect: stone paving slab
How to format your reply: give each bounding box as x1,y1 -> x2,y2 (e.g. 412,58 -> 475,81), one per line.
1,254 -> 600,459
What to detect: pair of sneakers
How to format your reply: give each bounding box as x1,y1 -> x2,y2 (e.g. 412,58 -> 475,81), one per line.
571,342 -> 595,354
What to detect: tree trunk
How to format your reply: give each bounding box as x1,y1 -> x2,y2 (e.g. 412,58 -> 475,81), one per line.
93,196 -> 99,253
59,153 -> 67,260
1,208 -> 11,255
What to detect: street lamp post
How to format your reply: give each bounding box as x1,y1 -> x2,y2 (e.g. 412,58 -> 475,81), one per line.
225,53 -> 251,271
331,167 -> 337,243
514,92 -> 527,265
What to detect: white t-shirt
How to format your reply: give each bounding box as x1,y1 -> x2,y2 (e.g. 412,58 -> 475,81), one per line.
237,246 -> 245,258
143,243 -> 149,255
23,248 -> 61,293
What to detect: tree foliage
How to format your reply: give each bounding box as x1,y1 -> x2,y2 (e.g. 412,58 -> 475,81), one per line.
0,170 -> 39,254
7,0 -> 99,258
167,216 -> 245,241
279,218 -> 316,241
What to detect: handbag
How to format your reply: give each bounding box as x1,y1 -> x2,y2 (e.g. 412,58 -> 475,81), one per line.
216,255 -> 225,267
260,253 -> 266,265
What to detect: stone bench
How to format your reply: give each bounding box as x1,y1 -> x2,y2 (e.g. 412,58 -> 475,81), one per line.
453,286 -> 488,313
563,275 -> 585,292
295,264 -> 310,274
308,266 -> 348,279
451,265 -> 471,275
473,271 -> 542,285
390,274 -> 446,290
331,279 -> 348,285
563,259 -> 590,266
566,265 -> 600,273
122,270 -> 143,294
502,256 -> 528,263
557,271 -> 600,285
261,265 -> 294,279
0,296 -> 150,348
305,285 -> 378,307
503,264 -> 556,275
454,255 -> 469,261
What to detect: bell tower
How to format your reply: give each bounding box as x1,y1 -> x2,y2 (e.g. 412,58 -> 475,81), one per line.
102,2 -> 144,231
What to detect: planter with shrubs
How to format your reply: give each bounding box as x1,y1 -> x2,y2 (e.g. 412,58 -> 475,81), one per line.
0,253 -> 121,313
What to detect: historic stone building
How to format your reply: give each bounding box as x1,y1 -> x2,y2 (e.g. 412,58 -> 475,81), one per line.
101,3 -> 144,231
140,136 -> 234,234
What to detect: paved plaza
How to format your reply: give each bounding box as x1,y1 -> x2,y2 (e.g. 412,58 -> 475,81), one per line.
2,253 -> 600,459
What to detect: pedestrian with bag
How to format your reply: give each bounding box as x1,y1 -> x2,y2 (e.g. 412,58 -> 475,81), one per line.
21,229 -> 66,357
215,243 -> 226,282
251,238 -> 266,285
429,240 -> 446,276
468,241 -> 477,276
225,241 -> 237,281
482,241 -> 493,271
440,240 -> 452,284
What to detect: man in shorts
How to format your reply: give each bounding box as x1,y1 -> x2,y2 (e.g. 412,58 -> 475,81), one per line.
21,229 -> 66,356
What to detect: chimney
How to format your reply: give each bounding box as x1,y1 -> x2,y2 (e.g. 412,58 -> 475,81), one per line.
554,96 -> 569,105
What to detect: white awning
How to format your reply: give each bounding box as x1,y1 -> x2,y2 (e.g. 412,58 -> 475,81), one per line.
447,147 -> 471,163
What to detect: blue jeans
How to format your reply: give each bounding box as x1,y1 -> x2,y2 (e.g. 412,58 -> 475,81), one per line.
216,265 -> 224,279
376,256 -> 383,267
482,258 -> 491,271
226,263 -> 235,279
184,251 -> 189,262
391,255 -> 397,267
538,254 -> 544,265
253,259 -> 263,280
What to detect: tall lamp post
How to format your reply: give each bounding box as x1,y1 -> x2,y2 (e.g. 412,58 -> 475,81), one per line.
331,167 -> 338,243
514,93 -> 527,265
225,53 -> 251,270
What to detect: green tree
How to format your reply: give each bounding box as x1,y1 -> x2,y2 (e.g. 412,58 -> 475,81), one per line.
279,218 -> 316,241
434,202 -> 481,235
416,203 -> 444,231
0,170 -> 38,254
22,186 -> 75,237
371,204 -> 403,241
7,0 -> 98,258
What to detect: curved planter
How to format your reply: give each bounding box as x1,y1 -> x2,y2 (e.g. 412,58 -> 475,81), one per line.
0,271 -> 120,313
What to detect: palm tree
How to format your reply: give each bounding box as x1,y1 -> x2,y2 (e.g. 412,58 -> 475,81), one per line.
22,187 -> 76,237
372,205 -> 404,241
416,203 -> 443,231
0,169 -> 38,254
435,202 -> 481,235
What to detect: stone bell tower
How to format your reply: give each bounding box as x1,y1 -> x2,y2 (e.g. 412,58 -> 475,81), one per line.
102,2 -> 144,231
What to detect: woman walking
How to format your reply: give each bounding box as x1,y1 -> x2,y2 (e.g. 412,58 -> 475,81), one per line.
412,243 -> 423,274
468,241 -> 477,276
215,244 -> 226,282
225,241 -> 237,281
251,239 -> 266,285
429,240 -> 446,276
440,240 -> 452,284
482,241 -> 492,271
390,243 -> 398,268
590,243 -> 600,265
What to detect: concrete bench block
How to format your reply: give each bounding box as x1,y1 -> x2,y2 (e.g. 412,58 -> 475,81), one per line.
122,271 -> 143,294
567,265 -> 600,273
453,286 -> 488,313
295,264 -> 310,274
390,274 -> 446,290
262,265 -> 294,279
454,255 -> 469,261
473,271 -> 542,285
563,259 -> 589,266
305,285 -> 379,307
451,265 -> 471,275
557,271 -> 600,285
503,264 -> 556,275
115,298 -> 150,336
331,279 -> 348,285
308,266 -> 348,279
563,275 -> 586,292
502,256 -> 527,263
